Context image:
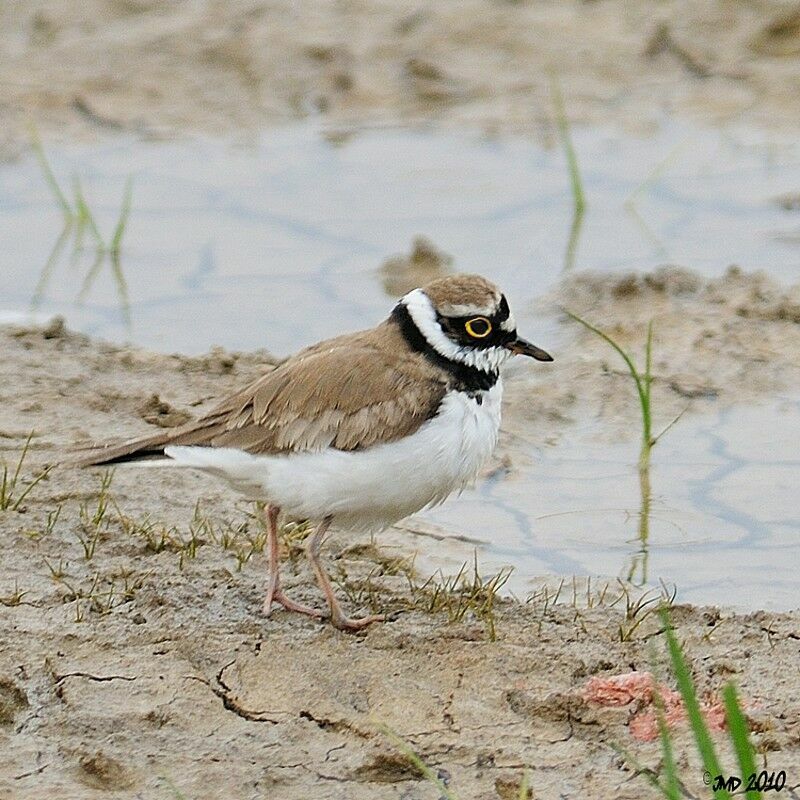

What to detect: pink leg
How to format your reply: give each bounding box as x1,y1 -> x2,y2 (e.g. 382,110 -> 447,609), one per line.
306,516 -> 386,632
261,504 -> 323,619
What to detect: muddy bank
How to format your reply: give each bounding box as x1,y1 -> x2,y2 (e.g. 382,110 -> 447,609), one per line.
501,265 -> 800,446
2,0 -> 800,157
3,580 -> 800,799
1,264 -> 800,797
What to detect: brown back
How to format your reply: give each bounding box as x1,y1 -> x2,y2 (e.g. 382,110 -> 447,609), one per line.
76,320 -> 449,465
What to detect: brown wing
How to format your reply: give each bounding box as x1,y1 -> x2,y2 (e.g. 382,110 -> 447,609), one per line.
75,324 -> 448,466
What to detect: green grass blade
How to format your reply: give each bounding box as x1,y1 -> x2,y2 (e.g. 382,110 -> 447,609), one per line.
652,406 -> 688,446
723,684 -> 760,800
11,465 -> 53,512
377,724 -> 458,800
660,607 -> 731,800
564,311 -> 648,417
30,220 -> 73,310
76,246 -> 107,305
1,464 -> 8,509
626,140 -> 686,207
518,768 -> 530,800
73,176 -> 106,249
551,74 -> 586,215
644,321 -> 654,444
563,199 -> 585,272
111,177 -> 133,254
160,776 -> 188,800
9,431 -> 34,498
609,742 -> 670,796
28,123 -> 73,217
110,249 -> 132,328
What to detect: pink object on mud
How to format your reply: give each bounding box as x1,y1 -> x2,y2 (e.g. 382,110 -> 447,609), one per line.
582,670 -> 657,705
582,671 -> 729,742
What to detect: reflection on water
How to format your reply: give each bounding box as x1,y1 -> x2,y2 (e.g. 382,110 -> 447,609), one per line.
32,218 -> 132,329
27,131 -> 133,327
418,395 -> 800,610
1,121 -> 799,609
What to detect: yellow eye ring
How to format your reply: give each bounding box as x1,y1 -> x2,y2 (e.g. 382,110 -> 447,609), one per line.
465,317 -> 492,338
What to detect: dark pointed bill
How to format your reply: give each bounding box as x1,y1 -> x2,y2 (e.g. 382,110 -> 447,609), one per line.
504,336 -> 553,361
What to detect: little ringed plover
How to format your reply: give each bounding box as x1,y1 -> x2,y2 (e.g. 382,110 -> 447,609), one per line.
77,274 -> 553,630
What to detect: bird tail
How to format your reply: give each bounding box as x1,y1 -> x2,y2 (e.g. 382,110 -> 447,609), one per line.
71,430 -> 175,467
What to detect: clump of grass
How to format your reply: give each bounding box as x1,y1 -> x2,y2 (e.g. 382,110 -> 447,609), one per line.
43,556 -> 67,580
219,505 -> 268,570
28,123 -> 133,323
279,519 -> 315,561
526,577 -> 676,641
332,543 -> 416,618
118,510 -> 184,555
332,550 -> 509,640
113,567 -> 148,605
74,470 -> 114,560
334,561 -> 405,621
44,559 -> 145,623
115,499 -> 265,570
618,582 -> 677,643
0,431 -> 53,512
24,503 -> 63,540
378,724 -> 531,800
0,580 -> 29,607
182,501 -> 213,560
408,555 -> 512,641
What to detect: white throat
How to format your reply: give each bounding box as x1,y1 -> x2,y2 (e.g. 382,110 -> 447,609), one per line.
401,288 -> 512,374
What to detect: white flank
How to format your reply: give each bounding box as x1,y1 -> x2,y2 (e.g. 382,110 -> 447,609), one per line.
401,289 -> 512,374
165,382 -> 503,532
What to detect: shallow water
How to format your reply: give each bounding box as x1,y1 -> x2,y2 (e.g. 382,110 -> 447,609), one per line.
418,394 -> 800,610
2,121 -> 799,609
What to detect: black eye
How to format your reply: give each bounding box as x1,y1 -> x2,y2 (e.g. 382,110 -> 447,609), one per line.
465,317 -> 492,338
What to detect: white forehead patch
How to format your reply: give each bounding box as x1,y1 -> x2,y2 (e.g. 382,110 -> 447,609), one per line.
401,289 -> 512,373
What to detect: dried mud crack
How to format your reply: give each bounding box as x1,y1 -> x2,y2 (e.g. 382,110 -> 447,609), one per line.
188,662 -> 284,725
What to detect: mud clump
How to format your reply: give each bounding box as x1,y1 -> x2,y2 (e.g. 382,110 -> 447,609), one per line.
0,678 -> 28,725
136,394 -> 193,428
352,751 -> 424,783
42,315 -> 67,340
381,235 -> 454,297
751,6 -> 800,56
496,774 -> 533,799
76,751 -> 136,790
545,265 -> 800,416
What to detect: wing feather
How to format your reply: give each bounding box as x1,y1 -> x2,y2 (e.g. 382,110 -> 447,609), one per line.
75,324 -> 448,465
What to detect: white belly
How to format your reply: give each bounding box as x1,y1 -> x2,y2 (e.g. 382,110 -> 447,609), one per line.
165,382 -> 503,531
